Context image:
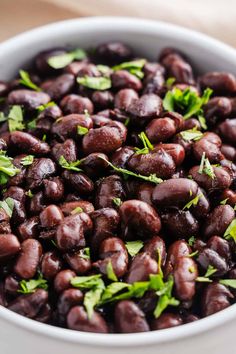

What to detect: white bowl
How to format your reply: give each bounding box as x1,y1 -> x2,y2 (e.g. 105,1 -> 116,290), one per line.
1,16 -> 236,354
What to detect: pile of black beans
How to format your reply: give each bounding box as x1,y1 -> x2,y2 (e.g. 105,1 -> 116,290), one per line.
0,41 -> 236,333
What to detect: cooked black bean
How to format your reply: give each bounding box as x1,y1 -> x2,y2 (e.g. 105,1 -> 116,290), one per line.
2,41 -> 236,334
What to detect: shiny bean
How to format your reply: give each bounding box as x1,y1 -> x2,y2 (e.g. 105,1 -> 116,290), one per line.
67,306 -> 108,333
199,72 -> 236,95
126,253 -> 158,283
10,131 -> 50,155
14,239 -> 42,279
151,313 -> 183,330
114,301 -> 149,333
60,94 -> 94,114
202,282 -> 233,316
203,205 -> 235,239
0,234 -> 20,261
7,89 -> 50,110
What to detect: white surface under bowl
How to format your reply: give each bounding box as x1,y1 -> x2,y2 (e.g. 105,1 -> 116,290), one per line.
0,16 -> 236,354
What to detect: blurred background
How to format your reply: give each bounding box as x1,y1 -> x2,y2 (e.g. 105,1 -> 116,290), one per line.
1,0 -> 236,46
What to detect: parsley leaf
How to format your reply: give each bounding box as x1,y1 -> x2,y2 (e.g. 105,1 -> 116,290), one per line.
37,101 -> 56,112
58,156 -> 83,172
135,131 -> 154,155
71,206 -> 83,215
205,265 -> 217,278
0,150 -> 20,185
84,287 -> 104,320
154,276 -> 179,318
112,59 -> 146,79
78,247 -> 90,260
188,236 -> 196,247
47,48 -> 87,69
0,112 -> 7,122
77,76 -> 112,90
25,190 -> 34,198
183,193 -> 202,210
99,157 -> 163,184
77,125 -> 89,136
165,77 -> 176,89
106,261 -> 118,281
163,87 -> 212,124
180,127 -> 203,142
96,65 -> 111,76
198,152 -> 215,179
224,219 -> 236,243
18,274 -> 48,294
8,105 -> 25,132
0,197 -> 15,217
219,279 -> 236,289
125,240 -> 144,257
20,155 -> 34,166
220,198 -> 229,205
112,197 -> 122,207
19,70 -> 41,92
71,274 -> 104,290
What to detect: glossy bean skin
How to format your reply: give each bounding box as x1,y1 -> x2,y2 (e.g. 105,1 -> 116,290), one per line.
52,114 -> 93,141
62,171 -> 94,195
10,131 -> 50,155
14,239 -> 42,279
67,306 -> 108,333
127,94 -> 163,120
44,74 -> 74,101
199,72 -> 236,95
56,213 -> 92,251
17,217 -> 39,241
221,144 -> 236,161
43,177 -> 64,202
35,48 -> 67,74
8,289 -> 48,319
161,209 -> 199,238
189,165 -> 232,191
120,200 -> 161,240
111,70 -> 142,91
152,178 -> 198,208
173,256 -> 198,301
143,236 -> 166,266
51,139 -> 78,163
127,148 -> 176,179
54,269 -> 76,293
203,205 -> 235,239
60,201 -> 94,215
204,97 -> 232,124
218,119 -> 236,146
114,301 -> 150,333
111,146 -> 134,168
82,121 -> 127,155
95,42 -> 132,65
57,288 -> 84,324
40,251 -> 62,280
145,118 -> 176,143
80,152 -> 109,178
93,237 -> 128,279
193,132 -> 223,163
151,313 -> 183,330
197,248 -> 228,277
92,90 -> 114,110
7,89 -> 50,110
201,282 -> 233,316
26,158 -> 56,189
95,175 -> 126,209
64,250 -> 92,274
160,50 -> 195,84
136,183 -> 154,206
90,208 -> 120,252
60,94 -> 94,115
114,88 -> 138,111
0,234 -> 20,261
39,205 -> 64,228
126,252 -> 159,283
165,240 -> 191,277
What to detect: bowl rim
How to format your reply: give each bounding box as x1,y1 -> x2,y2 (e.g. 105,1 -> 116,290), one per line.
1,16 -> 236,347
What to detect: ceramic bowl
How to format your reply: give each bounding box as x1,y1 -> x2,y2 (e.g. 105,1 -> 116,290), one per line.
0,16 -> 236,354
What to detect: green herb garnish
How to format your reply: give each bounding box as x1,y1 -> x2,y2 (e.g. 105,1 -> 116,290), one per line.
0,150 -> 20,185
77,76 -> 112,90
163,87 -> 212,128
18,274 -> 48,294
125,240 -> 144,257
135,131 -> 154,155
224,219 -> 236,243
165,77 -> 176,89
47,49 -> 87,69
219,279 -> 236,289
112,197 -> 122,207
106,261 -> 118,282
198,152 -> 215,179
8,105 -> 25,132
188,236 -> 196,247
58,156 -> 83,172
0,197 -> 15,217
112,59 -> 146,79
37,101 -> 56,112
183,194 -> 202,210
180,127 -> 203,142
71,206 -> 83,214
19,70 -> 41,91
79,247 -> 90,260
220,198 -> 229,205
25,190 -> 34,198
20,155 -> 34,166
100,157 -> 163,184
77,125 -> 89,136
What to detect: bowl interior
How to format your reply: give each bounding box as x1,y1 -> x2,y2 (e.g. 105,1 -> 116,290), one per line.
1,17 -> 236,80
1,16 -> 236,348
